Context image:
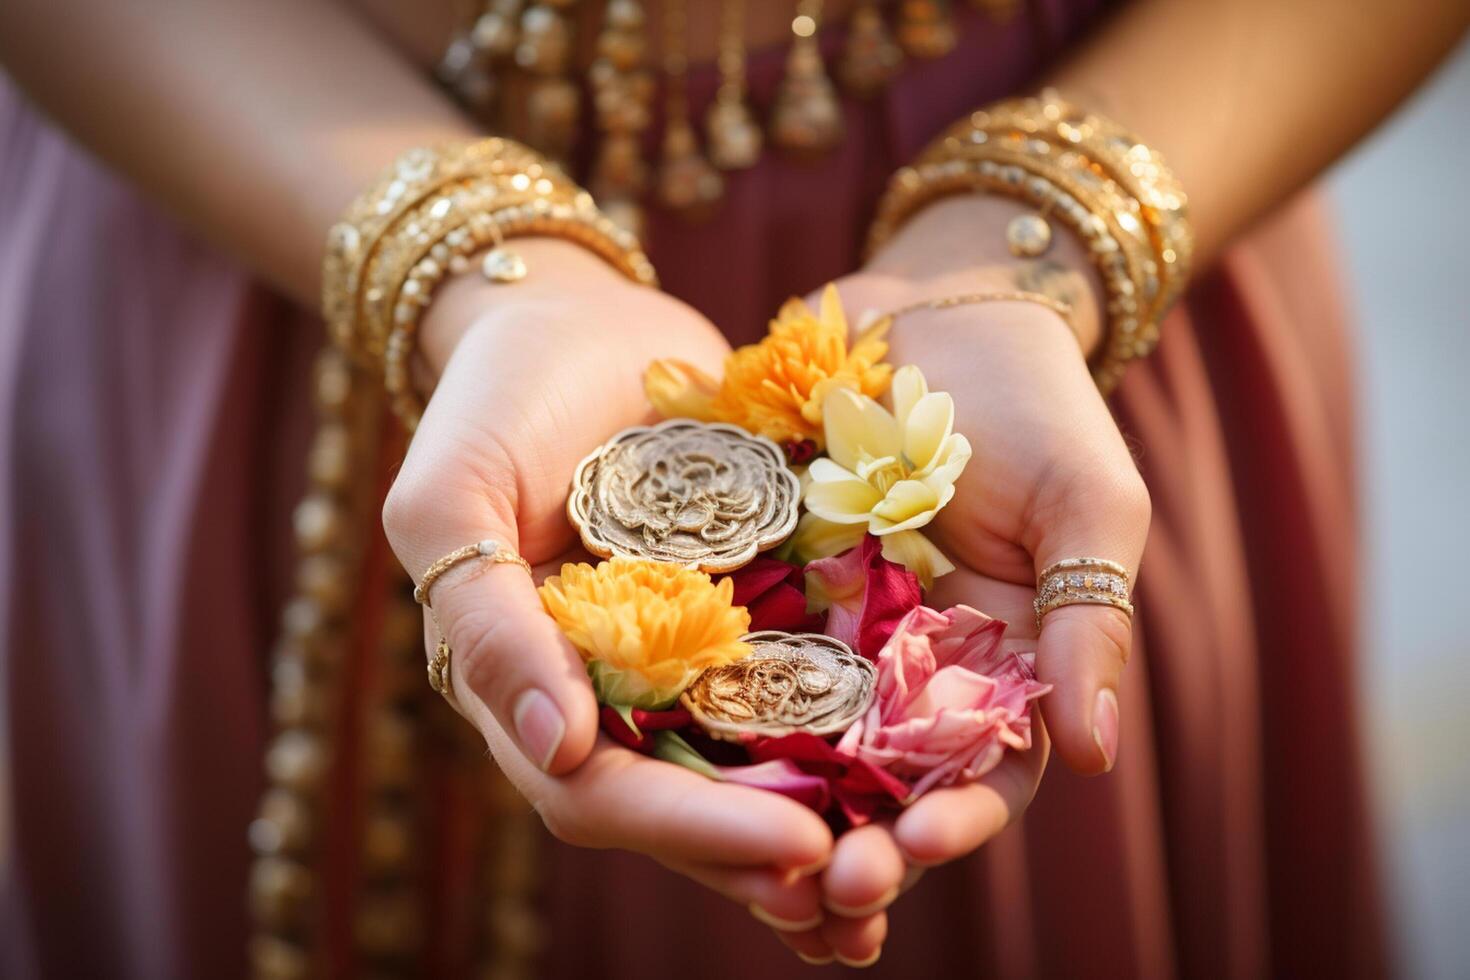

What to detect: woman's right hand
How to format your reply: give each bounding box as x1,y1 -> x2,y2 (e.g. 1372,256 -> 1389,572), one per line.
381,239 -> 835,934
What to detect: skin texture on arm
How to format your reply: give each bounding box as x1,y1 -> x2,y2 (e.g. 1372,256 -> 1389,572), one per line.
0,0 -> 472,306
1052,0 -> 1470,265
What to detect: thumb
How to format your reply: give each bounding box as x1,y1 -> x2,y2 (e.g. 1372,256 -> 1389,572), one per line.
424,546 -> 599,774
1030,467 -> 1150,776
383,465 -> 599,775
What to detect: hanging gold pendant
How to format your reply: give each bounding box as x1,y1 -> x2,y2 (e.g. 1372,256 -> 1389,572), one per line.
839,0 -> 904,97
657,122 -> 726,216
515,0 -> 581,162
897,0 -> 958,60
706,0 -> 763,170
771,2 -> 843,155
706,98 -> 763,170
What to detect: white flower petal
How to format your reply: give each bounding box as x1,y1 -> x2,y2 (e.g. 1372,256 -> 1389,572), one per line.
903,391 -> 955,473
878,530 -> 955,590
804,477 -> 884,524
918,434 -> 972,487
789,513 -> 867,563
869,479 -> 940,533
807,456 -> 859,484
823,386 -> 901,472
890,365 -> 928,428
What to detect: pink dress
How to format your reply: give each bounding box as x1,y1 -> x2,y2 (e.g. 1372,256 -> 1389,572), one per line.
0,2 -> 1386,977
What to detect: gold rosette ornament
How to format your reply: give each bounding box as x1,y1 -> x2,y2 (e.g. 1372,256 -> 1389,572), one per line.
681,631 -> 877,741
538,559 -> 753,709
568,419 -> 801,573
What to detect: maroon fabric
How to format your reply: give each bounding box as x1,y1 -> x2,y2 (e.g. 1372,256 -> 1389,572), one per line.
0,1 -> 1387,978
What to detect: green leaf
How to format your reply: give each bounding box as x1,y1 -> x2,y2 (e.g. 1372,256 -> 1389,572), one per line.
652,731 -> 722,780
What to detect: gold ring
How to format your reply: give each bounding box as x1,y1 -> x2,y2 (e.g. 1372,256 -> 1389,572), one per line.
1034,557 -> 1133,631
413,538 -> 533,607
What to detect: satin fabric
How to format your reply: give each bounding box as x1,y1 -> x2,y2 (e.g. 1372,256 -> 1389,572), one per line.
0,2 -> 1385,977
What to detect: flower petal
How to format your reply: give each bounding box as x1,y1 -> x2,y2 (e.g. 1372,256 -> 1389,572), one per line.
890,365 -> 928,428
903,392 -> 955,473
788,513 -> 868,563
804,476 -> 884,524
823,386 -> 901,472
644,359 -> 720,421
878,530 -> 955,589
869,480 -> 940,533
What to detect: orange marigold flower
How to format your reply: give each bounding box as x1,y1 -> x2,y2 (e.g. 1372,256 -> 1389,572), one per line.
644,284 -> 892,449
538,558 -> 752,708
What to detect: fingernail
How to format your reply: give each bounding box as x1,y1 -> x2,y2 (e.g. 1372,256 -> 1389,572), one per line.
824,886 -> 899,919
835,949 -> 882,968
1093,688 -> 1119,772
513,689 -> 565,772
781,855 -> 831,886
797,952 -> 836,966
749,903 -> 823,933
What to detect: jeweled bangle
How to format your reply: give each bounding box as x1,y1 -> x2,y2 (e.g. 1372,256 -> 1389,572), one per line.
869,151 -> 1152,392
322,138 -> 554,356
381,195 -> 657,430
868,90 -> 1192,394
322,137 -> 658,432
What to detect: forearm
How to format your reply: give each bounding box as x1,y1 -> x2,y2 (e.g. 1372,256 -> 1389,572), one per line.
0,0 -> 473,306
1050,0 -> 1470,265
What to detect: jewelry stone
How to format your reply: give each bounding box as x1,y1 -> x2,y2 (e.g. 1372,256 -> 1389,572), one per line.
481,247 -> 528,282
1007,213 -> 1053,257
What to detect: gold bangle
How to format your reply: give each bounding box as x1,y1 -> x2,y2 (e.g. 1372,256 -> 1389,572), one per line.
413,538 -> 533,608
869,90 -> 1192,394
322,139 -> 554,357
323,137 -> 658,432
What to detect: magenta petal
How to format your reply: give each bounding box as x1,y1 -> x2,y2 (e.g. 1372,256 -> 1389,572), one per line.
806,534 -> 923,659
722,557 -> 815,632
716,759 -> 832,813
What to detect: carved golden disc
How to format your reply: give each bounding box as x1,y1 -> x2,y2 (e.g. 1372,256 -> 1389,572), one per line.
681,631 -> 877,741
568,419 -> 800,573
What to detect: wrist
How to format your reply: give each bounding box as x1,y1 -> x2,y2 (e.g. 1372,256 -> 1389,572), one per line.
862,195 -> 1106,357
416,237 -> 638,382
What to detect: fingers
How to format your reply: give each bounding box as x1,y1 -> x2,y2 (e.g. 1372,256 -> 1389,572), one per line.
893,725 -> 1049,866
486,726 -> 834,869
665,860 -> 825,933
819,909 -> 888,968
1031,464 -> 1149,775
821,824 -> 905,918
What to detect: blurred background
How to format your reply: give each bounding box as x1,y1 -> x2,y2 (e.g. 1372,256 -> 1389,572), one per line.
1331,35 -> 1470,980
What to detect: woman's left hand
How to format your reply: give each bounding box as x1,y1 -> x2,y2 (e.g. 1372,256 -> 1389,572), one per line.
758,196 -> 1151,965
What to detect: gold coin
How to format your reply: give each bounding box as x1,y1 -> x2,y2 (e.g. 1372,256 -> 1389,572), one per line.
681,631 -> 877,741
568,420 -> 800,573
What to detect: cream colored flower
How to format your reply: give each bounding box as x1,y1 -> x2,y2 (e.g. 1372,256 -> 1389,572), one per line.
796,366 -> 970,587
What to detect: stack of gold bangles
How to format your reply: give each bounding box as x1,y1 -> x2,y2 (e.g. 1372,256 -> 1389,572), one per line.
321,137 -> 658,431
868,87 -> 1192,395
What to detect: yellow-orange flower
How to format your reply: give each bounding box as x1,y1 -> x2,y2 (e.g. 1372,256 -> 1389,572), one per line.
644,284 -> 892,448
538,558 -> 752,708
